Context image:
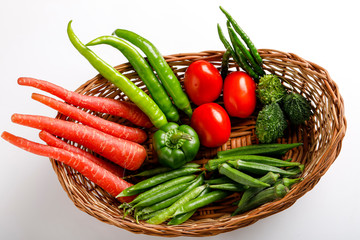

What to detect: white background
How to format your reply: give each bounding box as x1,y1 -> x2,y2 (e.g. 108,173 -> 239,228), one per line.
1,0 -> 359,239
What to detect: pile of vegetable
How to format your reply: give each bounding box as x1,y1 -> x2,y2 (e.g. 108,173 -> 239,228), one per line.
118,143 -> 303,224
1,5 -> 314,226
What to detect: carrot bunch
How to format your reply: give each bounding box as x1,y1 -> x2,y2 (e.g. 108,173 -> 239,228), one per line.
2,77 -> 152,202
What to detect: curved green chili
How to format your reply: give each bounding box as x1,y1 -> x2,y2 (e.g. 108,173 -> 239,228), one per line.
113,29 -> 193,117
219,6 -> 263,66
67,21 -> 167,128
227,26 -> 265,77
227,26 -> 259,81
220,48 -> 231,80
86,36 -> 180,122
217,24 -> 241,66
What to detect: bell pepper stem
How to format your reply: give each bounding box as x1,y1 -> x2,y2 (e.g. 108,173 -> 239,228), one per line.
170,132 -> 193,145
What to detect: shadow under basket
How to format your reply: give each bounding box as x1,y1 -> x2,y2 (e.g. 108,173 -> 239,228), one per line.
50,49 -> 346,237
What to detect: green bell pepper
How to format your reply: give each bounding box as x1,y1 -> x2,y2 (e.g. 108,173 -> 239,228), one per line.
153,122 -> 200,169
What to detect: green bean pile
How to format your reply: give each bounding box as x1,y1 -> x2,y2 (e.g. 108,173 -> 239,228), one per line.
118,143 -> 303,224
117,165 -> 226,225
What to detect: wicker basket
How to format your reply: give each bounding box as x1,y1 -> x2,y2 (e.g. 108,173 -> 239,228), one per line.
50,49 -> 346,237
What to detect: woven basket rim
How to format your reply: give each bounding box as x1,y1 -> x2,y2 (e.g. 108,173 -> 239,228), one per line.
50,49 -> 347,237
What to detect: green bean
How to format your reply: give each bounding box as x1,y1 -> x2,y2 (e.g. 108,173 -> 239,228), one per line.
173,190 -> 229,217
232,172 -> 280,216
220,48 -> 231,80
86,36 -> 180,122
138,208 -> 167,221
227,25 -> 265,77
219,6 -> 263,66
218,163 -> 269,188
113,29 -> 192,117
67,21 -> 167,128
117,167 -> 201,197
228,159 -> 299,176
135,173 -> 205,217
124,163 -> 201,179
167,185 -> 211,225
147,185 -> 207,224
128,175 -> 196,205
133,181 -> 193,208
209,183 -> 248,192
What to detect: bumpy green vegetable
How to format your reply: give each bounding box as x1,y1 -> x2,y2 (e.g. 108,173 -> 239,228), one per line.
282,92 -> 312,125
256,74 -> 287,105
255,102 -> 287,143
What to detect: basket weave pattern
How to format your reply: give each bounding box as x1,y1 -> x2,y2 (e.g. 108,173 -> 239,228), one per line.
50,50 -> 346,237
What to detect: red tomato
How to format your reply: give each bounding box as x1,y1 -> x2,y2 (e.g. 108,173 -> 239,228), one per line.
190,103 -> 231,148
223,71 -> 257,118
184,60 -> 223,106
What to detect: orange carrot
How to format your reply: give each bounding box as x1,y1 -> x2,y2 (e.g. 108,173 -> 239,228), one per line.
11,113 -> 147,171
32,93 -> 147,143
18,77 -> 153,128
38,130 -> 126,178
1,131 -> 134,202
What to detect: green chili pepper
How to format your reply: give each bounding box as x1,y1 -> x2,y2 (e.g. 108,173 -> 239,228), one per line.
227,25 -> 260,81
153,122 -> 200,169
113,29 -> 193,117
218,163 -> 270,188
66,21 -> 167,128
221,48 -> 231,80
219,6 -> 263,66
117,167 -> 201,197
217,24 -> 242,68
227,25 -> 265,77
86,36 -> 180,122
